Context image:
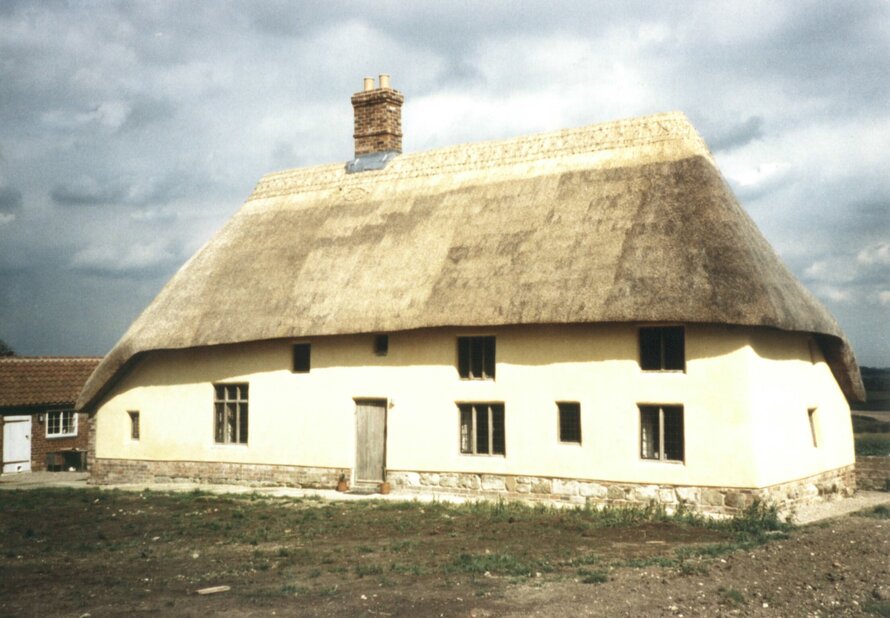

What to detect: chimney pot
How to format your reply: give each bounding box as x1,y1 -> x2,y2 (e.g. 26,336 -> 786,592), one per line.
363,77 -> 375,92
378,73 -> 391,89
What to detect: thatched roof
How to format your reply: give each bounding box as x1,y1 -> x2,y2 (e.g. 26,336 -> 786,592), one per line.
78,112 -> 865,408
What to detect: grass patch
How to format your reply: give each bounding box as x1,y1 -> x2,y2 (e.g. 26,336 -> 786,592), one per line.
577,568 -> 609,584
864,600 -> 890,617
0,488 -> 793,613
447,552 -> 537,577
353,563 -> 384,578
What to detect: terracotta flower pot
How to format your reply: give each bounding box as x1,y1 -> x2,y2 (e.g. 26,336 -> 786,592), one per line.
379,482 -> 391,495
336,479 -> 349,492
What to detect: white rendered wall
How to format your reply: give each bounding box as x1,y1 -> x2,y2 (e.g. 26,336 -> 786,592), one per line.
93,323 -> 854,489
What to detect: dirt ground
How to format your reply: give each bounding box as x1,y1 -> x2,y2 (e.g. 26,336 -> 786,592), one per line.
1,487 -> 888,617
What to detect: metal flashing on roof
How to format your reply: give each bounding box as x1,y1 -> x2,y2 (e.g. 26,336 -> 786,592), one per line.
345,150 -> 400,174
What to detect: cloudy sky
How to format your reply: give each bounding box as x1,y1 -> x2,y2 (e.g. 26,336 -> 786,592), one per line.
1,1 -> 888,366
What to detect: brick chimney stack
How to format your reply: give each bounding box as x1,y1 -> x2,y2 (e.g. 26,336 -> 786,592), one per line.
351,74 -> 404,157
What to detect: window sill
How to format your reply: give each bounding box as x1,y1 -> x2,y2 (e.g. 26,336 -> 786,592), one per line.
212,443 -> 249,448
640,369 -> 686,374
46,434 -> 77,440
459,452 -> 506,458
640,458 -> 685,465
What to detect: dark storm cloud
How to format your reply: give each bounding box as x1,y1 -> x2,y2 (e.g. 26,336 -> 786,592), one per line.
706,116 -> 765,153
0,187 -> 22,213
50,182 -> 124,206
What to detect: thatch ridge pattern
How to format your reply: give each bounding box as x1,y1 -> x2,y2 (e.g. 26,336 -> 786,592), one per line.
248,112 -> 710,200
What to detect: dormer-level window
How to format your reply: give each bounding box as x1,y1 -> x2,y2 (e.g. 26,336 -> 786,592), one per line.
292,343 -> 311,373
374,335 -> 389,356
457,336 -> 495,380
639,326 -> 685,371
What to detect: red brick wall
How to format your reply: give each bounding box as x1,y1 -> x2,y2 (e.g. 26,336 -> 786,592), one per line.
856,456 -> 890,491
30,410 -> 89,471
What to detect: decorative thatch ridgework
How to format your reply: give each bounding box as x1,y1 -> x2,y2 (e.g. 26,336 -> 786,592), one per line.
77,111 -> 865,409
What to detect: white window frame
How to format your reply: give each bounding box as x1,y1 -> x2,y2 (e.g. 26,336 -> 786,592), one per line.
46,409 -> 77,438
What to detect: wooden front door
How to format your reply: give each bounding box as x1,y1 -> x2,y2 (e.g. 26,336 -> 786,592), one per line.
3,416 -> 32,473
355,400 -> 387,483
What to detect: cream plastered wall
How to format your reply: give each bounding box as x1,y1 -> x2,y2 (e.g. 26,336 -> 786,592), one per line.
745,330 -> 855,487
93,323 -> 854,488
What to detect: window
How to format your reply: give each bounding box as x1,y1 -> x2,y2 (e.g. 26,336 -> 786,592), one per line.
46,410 -> 77,438
459,403 -> 505,455
214,383 -> 249,444
374,335 -> 389,356
457,336 -> 495,379
558,402 -> 582,444
292,343 -> 311,373
808,408 -> 818,447
128,411 -> 140,441
639,326 -> 685,371
640,405 -> 684,462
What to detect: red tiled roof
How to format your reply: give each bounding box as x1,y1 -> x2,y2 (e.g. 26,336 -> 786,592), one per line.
0,357 -> 102,408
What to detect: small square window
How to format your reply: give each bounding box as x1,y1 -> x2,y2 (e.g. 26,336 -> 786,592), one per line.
557,402 -> 581,444
128,411 -> 140,441
292,343 -> 311,373
457,336 -> 495,379
640,326 -> 685,371
640,404 -> 684,462
374,335 -> 389,356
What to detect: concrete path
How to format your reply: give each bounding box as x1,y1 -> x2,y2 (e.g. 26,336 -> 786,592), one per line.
2,471 -> 887,525
790,490 -> 890,525
0,471 -> 89,489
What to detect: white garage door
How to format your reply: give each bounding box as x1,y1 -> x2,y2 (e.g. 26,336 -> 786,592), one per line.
3,416 -> 32,473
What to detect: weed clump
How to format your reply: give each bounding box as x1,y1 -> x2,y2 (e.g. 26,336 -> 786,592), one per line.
861,504 -> 890,520
719,586 -> 745,606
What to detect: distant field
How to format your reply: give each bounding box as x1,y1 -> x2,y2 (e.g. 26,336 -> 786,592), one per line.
852,412 -> 890,456
852,396 -> 890,413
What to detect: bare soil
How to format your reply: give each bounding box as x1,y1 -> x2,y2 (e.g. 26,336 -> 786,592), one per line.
1,488 -> 888,617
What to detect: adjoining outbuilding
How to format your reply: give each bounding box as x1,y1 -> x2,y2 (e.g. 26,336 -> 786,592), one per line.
1,356 -> 100,473
78,76 -> 864,514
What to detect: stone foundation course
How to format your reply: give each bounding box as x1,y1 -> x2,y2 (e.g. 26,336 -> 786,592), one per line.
388,466 -> 856,516
90,458 -> 348,489
89,456 -> 856,516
